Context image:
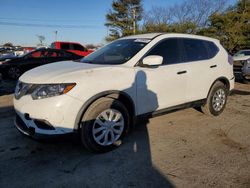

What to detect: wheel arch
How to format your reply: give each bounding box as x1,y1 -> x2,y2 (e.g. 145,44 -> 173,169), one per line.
74,90 -> 136,131
207,77 -> 230,98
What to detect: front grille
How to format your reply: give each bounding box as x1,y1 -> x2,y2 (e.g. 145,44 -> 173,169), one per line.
233,61 -> 244,72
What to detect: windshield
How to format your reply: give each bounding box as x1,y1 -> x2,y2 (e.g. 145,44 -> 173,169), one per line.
81,39 -> 150,65
234,50 -> 250,56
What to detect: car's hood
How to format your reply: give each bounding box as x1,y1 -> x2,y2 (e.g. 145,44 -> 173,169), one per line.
233,55 -> 250,61
19,61 -> 107,83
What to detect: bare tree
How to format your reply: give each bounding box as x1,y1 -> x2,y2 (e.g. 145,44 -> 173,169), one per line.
143,6 -> 172,26
171,0 -> 227,27
143,0 -> 227,30
36,35 -> 46,47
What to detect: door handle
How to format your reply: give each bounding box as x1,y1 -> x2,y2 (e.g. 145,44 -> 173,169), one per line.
177,70 -> 187,75
210,65 -> 217,68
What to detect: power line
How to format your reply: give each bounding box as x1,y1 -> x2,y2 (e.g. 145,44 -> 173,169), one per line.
0,17 -> 103,23
0,21 -> 101,29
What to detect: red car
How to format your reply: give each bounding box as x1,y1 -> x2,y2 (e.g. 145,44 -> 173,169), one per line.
51,42 -> 93,57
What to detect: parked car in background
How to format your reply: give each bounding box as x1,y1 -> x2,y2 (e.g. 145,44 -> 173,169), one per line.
0,48 -> 82,79
51,41 -> 93,57
14,33 -> 234,153
233,50 -> 250,81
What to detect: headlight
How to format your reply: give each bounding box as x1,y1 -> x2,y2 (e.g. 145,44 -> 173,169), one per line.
31,83 -> 76,100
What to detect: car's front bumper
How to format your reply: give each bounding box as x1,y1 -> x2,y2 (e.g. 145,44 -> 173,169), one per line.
242,63 -> 250,77
14,93 -> 83,137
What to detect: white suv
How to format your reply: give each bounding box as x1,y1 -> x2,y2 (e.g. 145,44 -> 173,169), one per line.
14,33 -> 234,152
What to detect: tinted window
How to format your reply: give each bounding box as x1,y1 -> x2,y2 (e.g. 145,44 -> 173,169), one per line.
182,39 -> 208,62
205,41 -> 219,59
72,44 -> 85,51
241,51 -> 250,55
60,43 -> 70,50
147,38 -> 181,65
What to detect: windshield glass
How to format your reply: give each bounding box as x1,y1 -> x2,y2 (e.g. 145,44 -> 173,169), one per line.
81,39 -> 150,65
234,50 -> 250,56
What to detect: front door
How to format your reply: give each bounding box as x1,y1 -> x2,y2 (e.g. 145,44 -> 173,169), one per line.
136,38 -> 189,115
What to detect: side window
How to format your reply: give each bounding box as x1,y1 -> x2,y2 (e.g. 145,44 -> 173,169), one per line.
60,43 -> 70,50
72,44 -> 85,51
182,38 -> 209,62
147,38 -> 181,65
205,41 -> 219,59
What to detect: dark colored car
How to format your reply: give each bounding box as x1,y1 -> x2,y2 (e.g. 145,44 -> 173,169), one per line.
0,48 -> 82,79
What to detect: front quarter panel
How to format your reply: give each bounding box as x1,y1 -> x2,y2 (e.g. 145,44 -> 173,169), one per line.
65,66 -> 137,113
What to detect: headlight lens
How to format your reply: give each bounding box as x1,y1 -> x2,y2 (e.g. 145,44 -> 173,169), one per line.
31,83 -> 76,100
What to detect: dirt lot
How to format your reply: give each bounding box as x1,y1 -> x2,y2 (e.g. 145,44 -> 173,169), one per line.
0,80 -> 250,188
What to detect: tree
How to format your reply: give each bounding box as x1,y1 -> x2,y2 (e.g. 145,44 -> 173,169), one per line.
198,0 -> 250,53
3,42 -> 13,47
142,0 -> 226,34
105,0 -> 143,41
36,35 -> 46,47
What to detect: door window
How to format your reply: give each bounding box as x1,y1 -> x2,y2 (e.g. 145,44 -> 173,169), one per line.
147,38 -> 181,65
182,38 -> 209,62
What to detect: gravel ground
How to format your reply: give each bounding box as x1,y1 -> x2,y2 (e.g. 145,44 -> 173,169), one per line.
0,80 -> 249,188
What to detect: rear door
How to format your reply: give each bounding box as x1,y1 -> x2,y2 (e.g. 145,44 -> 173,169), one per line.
180,38 -> 219,101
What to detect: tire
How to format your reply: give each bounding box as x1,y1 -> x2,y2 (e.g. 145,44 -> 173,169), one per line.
7,67 -> 21,80
80,97 -> 129,153
242,75 -> 250,84
201,81 -> 228,116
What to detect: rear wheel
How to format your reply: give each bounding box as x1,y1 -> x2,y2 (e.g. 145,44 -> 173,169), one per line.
80,97 -> 129,153
201,81 -> 228,116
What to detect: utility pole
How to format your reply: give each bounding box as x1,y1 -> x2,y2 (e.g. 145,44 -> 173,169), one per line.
132,7 -> 136,35
54,31 -> 58,41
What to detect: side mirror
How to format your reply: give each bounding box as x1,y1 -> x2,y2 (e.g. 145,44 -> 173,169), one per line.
142,55 -> 163,66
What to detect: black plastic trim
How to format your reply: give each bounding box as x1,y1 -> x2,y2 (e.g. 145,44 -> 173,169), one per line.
136,99 -> 206,121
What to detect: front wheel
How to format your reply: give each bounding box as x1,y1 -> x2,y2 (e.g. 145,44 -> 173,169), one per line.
201,81 -> 228,116
80,97 -> 129,153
